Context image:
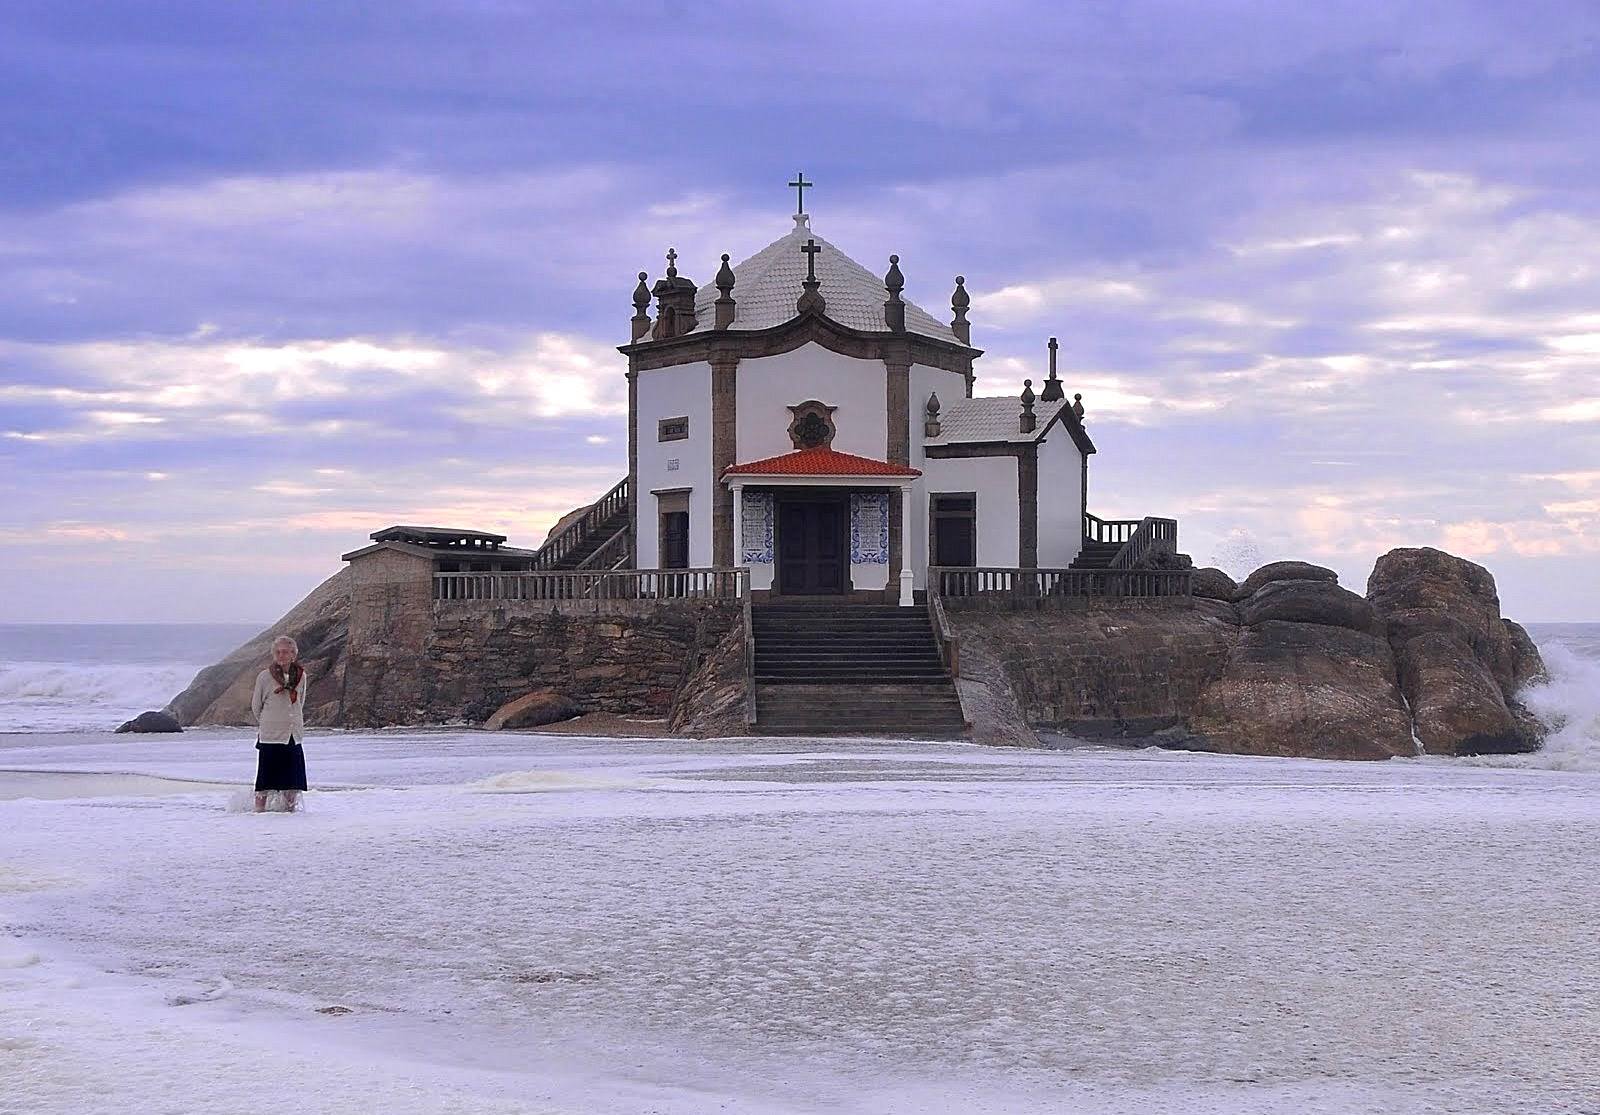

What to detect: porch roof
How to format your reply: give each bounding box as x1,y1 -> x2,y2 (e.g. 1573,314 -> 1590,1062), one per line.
722,446 -> 922,481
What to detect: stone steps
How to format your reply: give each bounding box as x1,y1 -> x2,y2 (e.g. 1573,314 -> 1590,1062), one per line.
548,511 -> 630,571
750,603 -> 966,737
1070,540 -> 1123,570
753,683 -> 967,739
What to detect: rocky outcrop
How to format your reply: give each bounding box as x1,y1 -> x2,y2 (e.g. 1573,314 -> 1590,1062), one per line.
1191,567 -> 1238,602
166,568 -> 351,727
116,710 -> 182,733
1190,622 -> 1412,761
484,688 -> 581,731
949,548 -> 1544,761
1236,577 -> 1380,634
1367,547 -> 1543,755
669,620 -> 750,738
952,636 -> 1040,748
1234,560 -> 1338,599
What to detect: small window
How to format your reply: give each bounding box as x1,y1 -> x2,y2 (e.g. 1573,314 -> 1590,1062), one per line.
658,416 -> 689,442
933,495 -> 975,513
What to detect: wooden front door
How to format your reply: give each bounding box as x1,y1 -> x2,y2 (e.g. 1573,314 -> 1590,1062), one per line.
777,499 -> 846,594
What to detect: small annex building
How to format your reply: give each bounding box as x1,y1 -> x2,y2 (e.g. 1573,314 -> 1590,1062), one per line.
622,205 -> 1096,604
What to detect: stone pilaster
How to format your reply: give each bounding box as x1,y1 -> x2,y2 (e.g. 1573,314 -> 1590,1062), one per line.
1018,445 -> 1038,568
627,365 -> 639,557
885,354 -> 911,600
710,352 -> 739,567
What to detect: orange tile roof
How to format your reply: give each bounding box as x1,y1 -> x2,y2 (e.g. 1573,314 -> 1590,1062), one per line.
723,446 -> 922,478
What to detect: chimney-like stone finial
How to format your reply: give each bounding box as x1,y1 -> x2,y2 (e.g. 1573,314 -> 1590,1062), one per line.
631,271 -> 652,341
884,254 -> 906,332
924,390 -> 941,438
651,251 -> 698,340
714,253 -> 736,330
1020,378 -> 1036,433
1040,335 -> 1064,403
951,275 -> 971,344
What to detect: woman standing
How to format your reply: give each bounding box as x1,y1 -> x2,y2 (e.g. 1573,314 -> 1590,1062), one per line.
251,635 -> 309,812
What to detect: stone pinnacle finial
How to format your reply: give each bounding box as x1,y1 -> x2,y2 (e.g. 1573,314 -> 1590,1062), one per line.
714,253 -> 737,330
884,254 -> 906,332
1073,391 -> 1085,419
1040,335 -> 1064,403
630,270 -> 652,341
1020,378 -> 1037,433
951,275 -> 971,344
924,390 -> 942,438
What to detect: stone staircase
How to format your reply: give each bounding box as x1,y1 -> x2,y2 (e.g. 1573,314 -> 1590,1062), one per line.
1069,539 -> 1122,570
532,477 -> 632,571
548,507 -> 629,570
751,603 -> 967,739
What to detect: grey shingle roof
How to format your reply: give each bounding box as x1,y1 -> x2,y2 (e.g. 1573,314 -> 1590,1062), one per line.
923,396 -> 1070,445
687,216 -> 960,343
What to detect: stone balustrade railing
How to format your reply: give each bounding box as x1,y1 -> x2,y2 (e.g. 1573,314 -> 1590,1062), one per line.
434,567 -> 748,603
930,566 -> 1192,607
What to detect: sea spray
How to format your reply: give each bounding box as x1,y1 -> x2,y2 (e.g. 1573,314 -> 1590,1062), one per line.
1515,639 -> 1600,772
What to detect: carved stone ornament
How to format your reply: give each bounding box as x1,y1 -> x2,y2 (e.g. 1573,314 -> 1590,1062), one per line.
787,400 -> 838,449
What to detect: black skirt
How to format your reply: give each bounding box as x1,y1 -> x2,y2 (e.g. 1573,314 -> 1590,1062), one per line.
255,740 -> 308,792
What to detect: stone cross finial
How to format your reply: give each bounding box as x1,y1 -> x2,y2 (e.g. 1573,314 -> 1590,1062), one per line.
951,275 -> 971,344
797,238 -> 825,314
788,171 -> 813,215
665,247 -> 678,280
1020,379 -> 1036,433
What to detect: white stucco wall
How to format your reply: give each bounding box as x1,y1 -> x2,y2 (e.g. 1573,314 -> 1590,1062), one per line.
919,455 -> 1019,569
634,361 -> 713,568
907,363 -> 976,587
1037,422 -> 1084,567
735,344 -> 888,462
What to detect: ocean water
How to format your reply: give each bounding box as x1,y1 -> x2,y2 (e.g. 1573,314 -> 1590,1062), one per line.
0,623 -> 262,733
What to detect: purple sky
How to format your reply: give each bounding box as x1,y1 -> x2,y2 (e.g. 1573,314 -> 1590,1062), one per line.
3,1 -> 1598,623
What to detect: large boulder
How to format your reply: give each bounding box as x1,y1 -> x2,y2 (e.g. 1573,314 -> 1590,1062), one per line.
1366,547 -> 1544,755
1191,567 -> 1239,602
1395,631 -> 1529,755
1190,621 -> 1414,760
1238,578 -> 1380,635
1235,560 -> 1338,600
484,688 -> 581,731
165,568 -> 351,727
115,710 -> 182,734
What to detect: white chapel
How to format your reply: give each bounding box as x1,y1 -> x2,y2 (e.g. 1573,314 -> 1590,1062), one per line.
620,187 -> 1097,604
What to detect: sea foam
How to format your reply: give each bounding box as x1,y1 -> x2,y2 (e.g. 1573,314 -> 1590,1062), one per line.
1515,640 -> 1600,772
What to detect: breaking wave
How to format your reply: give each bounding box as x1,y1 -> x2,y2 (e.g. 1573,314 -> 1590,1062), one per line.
0,661 -> 200,733
1514,639 -> 1600,773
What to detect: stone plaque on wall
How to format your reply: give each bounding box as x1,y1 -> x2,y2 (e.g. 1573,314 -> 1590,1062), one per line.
850,491 -> 890,564
740,490 -> 774,563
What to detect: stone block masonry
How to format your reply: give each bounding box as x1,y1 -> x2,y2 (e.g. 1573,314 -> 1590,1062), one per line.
340,597 -> 741,728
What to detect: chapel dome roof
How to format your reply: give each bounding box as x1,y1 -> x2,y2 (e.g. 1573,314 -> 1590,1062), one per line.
687,215 -> 962,344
